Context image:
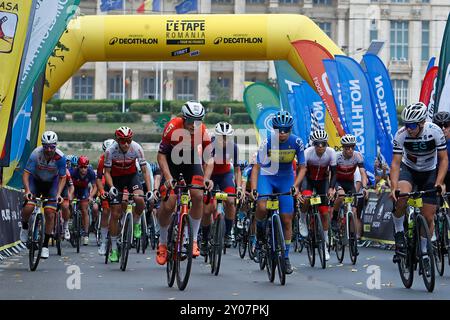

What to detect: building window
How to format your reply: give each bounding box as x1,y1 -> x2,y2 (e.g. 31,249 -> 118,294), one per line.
422,21 -> 430,61
391,0 -> 409,3
370,19 -> 378,42
313,0 -> 331,4
142,77 -> 158,99
318,22 -> 331,38
422,0 -> 430,2
279,0 -> 298,4
108,74 -> 124,99
73,75 -> 94,100
212,0 -> 232,3
393,80 -> 409,107
246,0 -> 265,3
176,77 -> 195,101
390,21 -> 409,60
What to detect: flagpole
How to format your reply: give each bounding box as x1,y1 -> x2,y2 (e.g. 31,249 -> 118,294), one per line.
122,0 -> 126,113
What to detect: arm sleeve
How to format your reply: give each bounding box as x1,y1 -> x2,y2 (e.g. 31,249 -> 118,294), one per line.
96,156 -> 104,179
136,143 -> 146,166
104,150 -> 112,168
296,138 -> 306,166
159,121 -> 175,154
393,129 -> 404,155
330,148 -> 337,166
329,165 -> 337,188
357,152 -> 365,168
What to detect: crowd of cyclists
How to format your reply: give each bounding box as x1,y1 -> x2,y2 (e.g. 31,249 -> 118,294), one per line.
17,99 -> 450,291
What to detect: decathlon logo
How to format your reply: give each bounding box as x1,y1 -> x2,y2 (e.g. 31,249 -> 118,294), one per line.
213,36 -> 263,45
109,37 -> 158,46
214,37 -> 222,45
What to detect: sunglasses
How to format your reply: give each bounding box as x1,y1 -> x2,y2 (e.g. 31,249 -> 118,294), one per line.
313,141 -> 327,147
274,128 -> 291,134
405,122 -> 419,130
79,166 -> 88,169
118,138 -> 132,144
343,145 -> 356,150
43,144 -> 56,150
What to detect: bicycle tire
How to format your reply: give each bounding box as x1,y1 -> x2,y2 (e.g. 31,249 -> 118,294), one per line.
166,214 -> 177,288
238,218 -> 248,259
273,214 -> 286,285
348,212 -> 358,265
315,212 -> 326,269
265,218 -> 276,283
335,211 -> 345,263
434,214 -> 445,276
29,213 -> 44,271
444,215 -> 450,267
396,215 -> 414,288
141,214 -> 148,254
149,212 -> 157,251
120,212 -> 133,271
306,213 -> 315,267
212,216 -> 225,276
76,210 -> 81,254
248,215 -> 257,262
176,214 -> 193,290
416,214 -> 435,292
104,234 -> 111,264
55,211 -> 62,256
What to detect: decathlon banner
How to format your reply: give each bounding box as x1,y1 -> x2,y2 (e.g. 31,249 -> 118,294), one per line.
243,82 -> 280,144
363,53 -> 397,165
436,13 -> 450,111
419,66 -> 438,120
334,55 -> 377,177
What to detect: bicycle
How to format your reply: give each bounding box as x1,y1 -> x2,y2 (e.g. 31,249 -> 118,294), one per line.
291,206 -> 304,254
69,198 -> 82,253
50,206 -> 63,257
27,198 -> 48,271
146,204 -> 159,251
300,193 -> 327,269
135,205 -> 148,254
164,173 -> 205,290
234,200 -> 250,259
393,188 -> 438,292
433,193 -> 450,276
245,198 -> 259,263
255,189 -> 295,286
333,192 -> 363,265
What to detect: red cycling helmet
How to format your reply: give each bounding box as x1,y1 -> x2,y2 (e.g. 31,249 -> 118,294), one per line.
115,126 -> 133,139
78,155 -> 90,167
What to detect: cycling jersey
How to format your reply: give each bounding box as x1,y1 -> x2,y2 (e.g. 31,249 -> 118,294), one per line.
393,122 -> 446,171
242,165 -> 253,191
257,134 -> 305,176
211,136 -> 239,175
137,161 -> 154,193
104,141 -> 146,177
335,151 -> 364,182
96,153 -> 106,182
24,146 -> 66,182
69,167 -> 96,190
304,146 -> 336,181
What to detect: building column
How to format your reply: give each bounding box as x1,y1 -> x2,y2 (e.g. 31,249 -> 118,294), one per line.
337,9 -> 347,51
95,62 -> 107,99
198,61 -> 211,101
267,0 -> 278,13
165,69 -> 174,101
199,0 -> 211,13
378,19 -> 390,65
131,69 -> 139,99
268,61 -> 276,81
233,61 -> 245,101
60,78 -> 73,99
410,21 -> 421,105
235,0 -> 245,13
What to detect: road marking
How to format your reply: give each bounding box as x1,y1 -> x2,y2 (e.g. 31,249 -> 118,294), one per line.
341,288 -> 382,300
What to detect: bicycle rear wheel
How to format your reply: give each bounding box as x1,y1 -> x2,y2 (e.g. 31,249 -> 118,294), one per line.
273,215 -> 286,285
315,212 -> 326,269
238,218 -> 248,259
444,215 -> 450,266
96,211 -> 102,247
166,214 -> 177,288
176,214 -> 193,290
416,214 -> 435,292
55,211 -> 62,256
265,218 -> 276,283
248,214 -> 257,262
29,213 -> 44,271
306,213 -> 315,267
335,212 -> 345,263
212,216 -> 224,276
348,212 -> 358,265
434,214 -> 445,276
120,212 -> 133,271
104,234 -> 111,264
141,214 -> 148,254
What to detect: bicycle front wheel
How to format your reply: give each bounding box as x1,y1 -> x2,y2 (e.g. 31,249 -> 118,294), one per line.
120,212 -> 133,271
416,214 -> 435,292
306,213 -> 315,267
444,215 -> 450,267
75,210 -> 81,253
141,214 -> 148,254
176,214 -> 193,290
273,214 -> 286,285
315,212 -> 326,269
348,212 -> 358,265
434,215 -> 445,276
55,211 -> 62,256
166,214 -> 177,287
29,213 -> 45,271
238,218 -> 248,259
211,216 -> 224,276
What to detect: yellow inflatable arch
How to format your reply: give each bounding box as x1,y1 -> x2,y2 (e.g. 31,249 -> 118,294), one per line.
43,14 -> 344,101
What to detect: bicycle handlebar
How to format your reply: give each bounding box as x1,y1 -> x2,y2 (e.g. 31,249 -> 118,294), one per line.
395,186 -> 441,199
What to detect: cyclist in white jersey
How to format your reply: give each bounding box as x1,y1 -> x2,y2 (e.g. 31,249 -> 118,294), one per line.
390,103 -> 447,272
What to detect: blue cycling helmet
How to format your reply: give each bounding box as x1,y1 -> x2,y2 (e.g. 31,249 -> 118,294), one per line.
238,160 -> 248,168
71,155 -> 78,167
66,154 -> 73,163
272,110 -> 294,129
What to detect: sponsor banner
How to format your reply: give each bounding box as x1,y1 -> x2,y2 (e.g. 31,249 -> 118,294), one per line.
273,60 -> 303,110
213,36 -> 263,45
436,13 -> 450,111
419,66 -> 438,120
362,191 -> 394,244
109,37 -> 158,46
0,187 -> 23,253
166,19 -> 205,45
438,70 -> 450,114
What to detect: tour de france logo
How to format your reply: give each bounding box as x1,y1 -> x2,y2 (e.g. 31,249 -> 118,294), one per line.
0,12 -> 17,53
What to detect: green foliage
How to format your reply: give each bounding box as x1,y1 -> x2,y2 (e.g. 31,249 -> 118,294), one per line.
96,112 -> 141,123
46,104 -> 54,112
204,112 -> 229,124
72,112 -> 88,122
208,79 -> 231,102
47,111 -> 66,122
61,102 -> 119,114
58,132 -> 161,142
231,113 -> 252,124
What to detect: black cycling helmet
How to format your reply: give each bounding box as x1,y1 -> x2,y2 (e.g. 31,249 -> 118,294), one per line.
433,111 -> 450,126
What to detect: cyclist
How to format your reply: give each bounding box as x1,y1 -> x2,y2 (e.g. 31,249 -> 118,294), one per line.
201,122 -> 243,254
96,138 -> 115,255
433,111 -> 450,191
69,155 -> 97,246
104,127 -> 152,263
20,131 -> 67,259
391,102 -> 447,272
156,101 -> 214,265
298,129 -> 336,261
250,111 -> 307,274
61,165 -> 74,240
70,155 -> 78,170
331,134 -> 368,245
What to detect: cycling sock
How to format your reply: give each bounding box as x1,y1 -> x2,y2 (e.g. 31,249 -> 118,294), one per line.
225,218 -> 233,236
22,221 -> 28,230
159,225 -> 168,245
111,236 -> 118,250
393,216 -> 405,233
420,237 -> 428,254
284,240 -> 291,258
133,216 -> 139,224
190,217 -> 201,241
201,226 -> 210,242
63,221 -> 69,229
101,227 -> 108,240
43,234 -> 51,248
332,210 -> 338,221
324,230 -> 329,244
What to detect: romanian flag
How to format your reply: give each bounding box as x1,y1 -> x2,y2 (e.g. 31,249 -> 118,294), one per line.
137,0 -> 160,13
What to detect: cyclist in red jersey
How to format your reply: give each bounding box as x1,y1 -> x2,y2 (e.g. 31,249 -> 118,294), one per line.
156,101 -> 214,265
61,167 -> 74,240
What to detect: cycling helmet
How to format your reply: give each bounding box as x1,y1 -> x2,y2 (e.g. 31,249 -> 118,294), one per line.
433,111 -> 450,126
78,155 -> 89,167
102,139 -> 115,152
66,154 -> 74,163
214,122 -> 234,136
181,101 -> 205,121
41,131 -> 58,145
401,102 -> 427,123
115,126 -> 133,139
272,111 -> 294,129
71,155 -> 78,167
238,160 -> 249,168
341,134 -> 357,146
310,129 -> 328,143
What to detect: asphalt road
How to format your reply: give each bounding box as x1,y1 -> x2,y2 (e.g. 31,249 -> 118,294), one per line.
1,236 -> 450,300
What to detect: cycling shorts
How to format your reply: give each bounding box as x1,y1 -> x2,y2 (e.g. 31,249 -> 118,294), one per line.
160,162 -> 204,197
74,187 -> 90,202
302,177 -> 330,208
109,174 -> 142,205
212,171 -> 236,194
27,175 -> 58,211
399,163 -> 437,205
257,173 -> 294,214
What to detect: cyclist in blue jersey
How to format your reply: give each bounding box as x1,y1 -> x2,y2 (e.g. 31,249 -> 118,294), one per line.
20,131 -> 67,259
250,111 -> 307,274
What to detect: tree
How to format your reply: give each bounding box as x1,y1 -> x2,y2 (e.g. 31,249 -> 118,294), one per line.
208,79 -> 230,102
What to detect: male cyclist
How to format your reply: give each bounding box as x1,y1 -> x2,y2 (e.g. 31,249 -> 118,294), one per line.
104,127 -> 152,262
20,131 -> 67,259
250,111 -> 307,274
69,155 -> 97,246
298,129 -> 336,261
433,111 -> 450,191
391,102 -> 447,273
202,122 -> 243,255
61,164 -> 74,240
156,101 -> 214,265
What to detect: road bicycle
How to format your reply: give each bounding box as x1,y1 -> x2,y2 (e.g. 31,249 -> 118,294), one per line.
69,199 -> 82,253
433,193 -> 450,276
27,198 -> 48,271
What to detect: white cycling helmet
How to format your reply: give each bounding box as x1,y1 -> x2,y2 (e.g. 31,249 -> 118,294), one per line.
341,134 -> 357,146
401,102 -> 427,123
102,139 -> 115,152
181,101 -> 205,120
41,131 -> 58,145
214,122 -> 234,136
310,129 -> 328,143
